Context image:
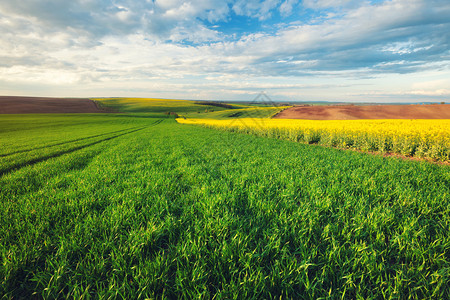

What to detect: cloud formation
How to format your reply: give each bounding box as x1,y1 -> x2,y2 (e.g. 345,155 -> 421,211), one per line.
0,0 -> 449,101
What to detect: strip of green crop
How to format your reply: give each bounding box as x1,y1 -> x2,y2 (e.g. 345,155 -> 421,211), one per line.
1,114 -> 449,299
0,115 -> 163,176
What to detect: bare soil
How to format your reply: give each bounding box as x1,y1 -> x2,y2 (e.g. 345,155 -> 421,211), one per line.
273,104 -> 450,120
0,96 -> 107,114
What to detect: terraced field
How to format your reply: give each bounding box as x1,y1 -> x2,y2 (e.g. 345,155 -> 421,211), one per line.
1,100 -> 449,298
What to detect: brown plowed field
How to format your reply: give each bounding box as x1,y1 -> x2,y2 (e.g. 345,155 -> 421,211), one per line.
0,96 -> 106,114
273,104 -> 450,120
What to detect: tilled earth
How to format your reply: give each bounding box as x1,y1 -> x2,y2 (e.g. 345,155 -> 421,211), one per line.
0,96 -> 107,113
273,104 -> 450,120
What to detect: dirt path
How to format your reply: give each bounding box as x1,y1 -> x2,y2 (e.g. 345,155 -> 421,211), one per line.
273,104 -> 450,120
0,96 -> 107,113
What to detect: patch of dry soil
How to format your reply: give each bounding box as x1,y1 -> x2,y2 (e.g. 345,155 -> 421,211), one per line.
273,104 -> 450,120
0,96 -> 106,114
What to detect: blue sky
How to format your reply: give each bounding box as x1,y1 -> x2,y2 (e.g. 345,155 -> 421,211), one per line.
1,0 -> 449,102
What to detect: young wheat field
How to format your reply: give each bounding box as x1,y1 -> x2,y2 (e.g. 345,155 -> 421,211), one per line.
1,99 -> 449,298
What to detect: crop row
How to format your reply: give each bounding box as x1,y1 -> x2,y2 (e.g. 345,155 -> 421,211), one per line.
0,115 -> 163,177
177,118 -> 450,161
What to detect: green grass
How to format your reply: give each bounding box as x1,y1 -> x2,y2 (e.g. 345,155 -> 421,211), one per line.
0,114 -> 162,177
1,113 -> 449,298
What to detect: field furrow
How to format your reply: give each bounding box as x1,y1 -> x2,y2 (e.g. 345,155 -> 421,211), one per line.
0,126 -> 144,158
0,126 -> 149,177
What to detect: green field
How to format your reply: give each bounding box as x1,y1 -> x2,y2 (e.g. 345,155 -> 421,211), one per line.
1,100 -> 450,298
94,97 -> 286,119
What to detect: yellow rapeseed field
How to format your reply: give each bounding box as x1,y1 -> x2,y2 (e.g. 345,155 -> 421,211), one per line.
177,118 -> 450,161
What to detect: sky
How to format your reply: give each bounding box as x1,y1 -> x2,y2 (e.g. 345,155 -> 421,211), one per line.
1,0 -> 450,102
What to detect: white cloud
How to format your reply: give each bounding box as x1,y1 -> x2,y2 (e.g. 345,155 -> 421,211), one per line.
232,0 -> 282,20
0,0 -> 449,102
412,79 -> 450,90
410,89 -> 450,96
279,0 -> 298,16
302,0 -> 358,9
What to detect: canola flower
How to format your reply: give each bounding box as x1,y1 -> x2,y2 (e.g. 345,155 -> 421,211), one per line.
177,118 -> 450,161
